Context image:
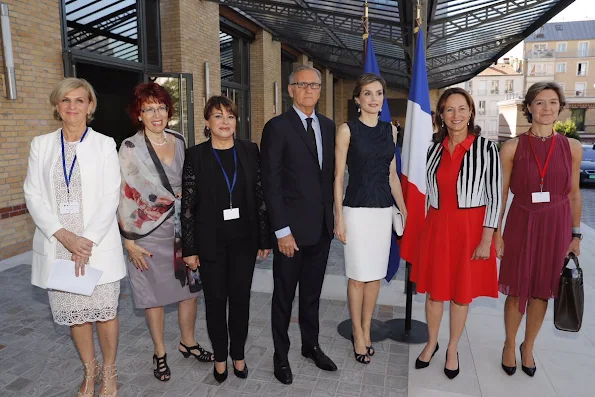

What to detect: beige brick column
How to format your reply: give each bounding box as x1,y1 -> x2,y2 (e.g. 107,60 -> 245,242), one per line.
0,0 -> 63,259
250,30 -> 281,145
318,69 -> 334,119
160,0 -> 221,144
294,54 -> 312,68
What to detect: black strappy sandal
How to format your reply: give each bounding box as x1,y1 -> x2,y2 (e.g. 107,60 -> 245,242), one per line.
366,345 -> 375,357
153,353 -> 171,382
351,335 -> 370,364
179,341 -> 214,362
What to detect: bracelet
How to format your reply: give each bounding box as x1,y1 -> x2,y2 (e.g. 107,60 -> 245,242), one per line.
572,233 -> 583,241
572,227 -> 581,234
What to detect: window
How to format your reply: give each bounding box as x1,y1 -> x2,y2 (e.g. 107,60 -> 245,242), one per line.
533,43 -> 547,52
578,42 -> 589,57
505,80 -> 513,93
577,62 -> 588,76
557,42 -> 567,53
575,82 -> 587,97
571,108 -> 586,131
468,80 -> 473,94
556,63 -> 567,73
478,101 -> 486,115
478,80 -> 487,95
490,80 -> 499,94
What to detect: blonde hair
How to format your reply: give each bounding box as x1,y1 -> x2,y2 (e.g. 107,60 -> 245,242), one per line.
50,78 -> 97,122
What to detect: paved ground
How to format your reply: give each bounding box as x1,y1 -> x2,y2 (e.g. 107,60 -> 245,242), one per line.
0,265 -> 409,397
580,183 -> 595,228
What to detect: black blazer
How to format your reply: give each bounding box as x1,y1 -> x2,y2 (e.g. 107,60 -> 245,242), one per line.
181,139 -> 270,262
260,108 -> 336,246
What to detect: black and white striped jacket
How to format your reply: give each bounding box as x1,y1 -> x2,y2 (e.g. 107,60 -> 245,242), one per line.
426,136 -> 502,229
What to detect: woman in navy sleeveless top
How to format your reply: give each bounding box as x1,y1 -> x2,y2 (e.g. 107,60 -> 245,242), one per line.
334,74 -> 407,364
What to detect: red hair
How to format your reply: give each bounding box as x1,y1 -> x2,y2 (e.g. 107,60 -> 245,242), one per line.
128,83 -> 174,128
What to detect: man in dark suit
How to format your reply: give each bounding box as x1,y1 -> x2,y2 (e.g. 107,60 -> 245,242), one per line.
261,65 -> 337,384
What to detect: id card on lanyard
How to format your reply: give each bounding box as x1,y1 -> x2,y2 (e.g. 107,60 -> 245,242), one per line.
528,132 -> 555,204
59,128 -> 88,214
212,146 -> 240,221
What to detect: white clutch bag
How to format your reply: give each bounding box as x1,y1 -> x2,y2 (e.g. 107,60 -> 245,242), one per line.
392,206 -> 405,236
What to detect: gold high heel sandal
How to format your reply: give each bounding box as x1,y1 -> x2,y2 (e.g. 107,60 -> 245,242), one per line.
78,357 -> 101,397
98,364 -> 117,397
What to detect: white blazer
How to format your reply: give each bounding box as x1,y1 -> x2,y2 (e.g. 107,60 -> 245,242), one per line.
23,128 -> 127,289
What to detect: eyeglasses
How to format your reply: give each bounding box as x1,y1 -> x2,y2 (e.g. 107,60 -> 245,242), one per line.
141,105 -> 168,116
290,82 -> 322,90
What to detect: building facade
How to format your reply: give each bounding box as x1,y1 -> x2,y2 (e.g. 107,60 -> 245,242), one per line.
504,20 -> 595,141
452,60 -> 523,141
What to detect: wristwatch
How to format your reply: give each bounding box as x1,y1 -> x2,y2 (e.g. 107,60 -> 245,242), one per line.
572,232 -> 583,241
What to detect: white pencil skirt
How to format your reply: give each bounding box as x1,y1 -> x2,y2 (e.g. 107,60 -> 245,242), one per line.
343,206 -> 392,282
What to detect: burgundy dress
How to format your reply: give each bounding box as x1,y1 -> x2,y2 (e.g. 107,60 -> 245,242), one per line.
498,133 -> 572,313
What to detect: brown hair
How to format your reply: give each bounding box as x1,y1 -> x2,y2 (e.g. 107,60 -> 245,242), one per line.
522,82 -> 566,123
434,87 -> 478,143
352,73 -> 387,100
203,96 -> 238,138
50,78 -> 97,123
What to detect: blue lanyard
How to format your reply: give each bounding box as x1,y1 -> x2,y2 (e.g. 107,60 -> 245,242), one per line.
212,147 -> 237,208
61,127 -> 88,196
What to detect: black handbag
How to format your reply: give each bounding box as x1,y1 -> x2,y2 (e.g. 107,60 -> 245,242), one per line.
554,253 -> 584,332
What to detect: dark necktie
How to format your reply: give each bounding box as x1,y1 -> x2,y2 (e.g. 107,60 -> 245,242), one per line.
306,117 -> 320,165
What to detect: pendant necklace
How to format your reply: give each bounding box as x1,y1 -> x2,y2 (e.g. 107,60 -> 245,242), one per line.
529,130 -> 554,142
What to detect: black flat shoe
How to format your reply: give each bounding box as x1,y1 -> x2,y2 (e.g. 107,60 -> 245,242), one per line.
301,345 -> 337,371
520,343 -> 536,377
213,363 -> 228,383
501,346 -> 516,376
444,351 -> 459,379
415,343 -> 439,369
233,360 -> 249,379
273,354 -> 293,385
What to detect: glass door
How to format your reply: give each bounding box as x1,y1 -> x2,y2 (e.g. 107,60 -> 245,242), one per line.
146,73 -> 195,146
222,86 -> 251,140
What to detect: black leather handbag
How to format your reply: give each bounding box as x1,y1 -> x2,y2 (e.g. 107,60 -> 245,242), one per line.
554,253 -> 584,332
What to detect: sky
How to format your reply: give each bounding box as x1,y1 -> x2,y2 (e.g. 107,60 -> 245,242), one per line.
501,0 -> 595,60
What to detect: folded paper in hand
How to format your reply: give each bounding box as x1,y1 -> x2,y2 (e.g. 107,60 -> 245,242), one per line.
46,259 -> 103,296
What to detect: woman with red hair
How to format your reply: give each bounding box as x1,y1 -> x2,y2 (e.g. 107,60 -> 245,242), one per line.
117,83 -> 213,383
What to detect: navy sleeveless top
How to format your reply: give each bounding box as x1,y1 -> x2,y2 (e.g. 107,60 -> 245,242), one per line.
343,119 -> 395,208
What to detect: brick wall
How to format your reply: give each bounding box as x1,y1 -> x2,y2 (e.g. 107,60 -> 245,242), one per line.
250,30 -> 281,145
0,0 -> 63,260
160,0 -> 221,145
318,68 -> 334,119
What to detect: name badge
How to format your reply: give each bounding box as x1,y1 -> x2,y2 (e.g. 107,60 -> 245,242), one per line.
532,191 -> 551,203
60,202 -> 80,214
223,207 -> 240,221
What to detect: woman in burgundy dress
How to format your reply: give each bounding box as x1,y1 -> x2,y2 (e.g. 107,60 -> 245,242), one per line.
497,82 -> 582,377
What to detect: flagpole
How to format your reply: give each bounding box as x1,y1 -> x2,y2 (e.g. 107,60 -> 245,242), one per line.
385,0 -> 429,345
362,0 -> 369,63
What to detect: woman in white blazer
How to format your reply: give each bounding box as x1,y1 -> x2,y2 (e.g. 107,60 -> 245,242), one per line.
23,78 -> 125,397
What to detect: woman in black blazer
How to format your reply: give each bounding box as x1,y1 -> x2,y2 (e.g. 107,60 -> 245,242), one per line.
181,96 -> 271,383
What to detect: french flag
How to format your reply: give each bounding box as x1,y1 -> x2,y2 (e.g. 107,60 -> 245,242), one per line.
363,36 -> 402,282
399,30 -> 434,264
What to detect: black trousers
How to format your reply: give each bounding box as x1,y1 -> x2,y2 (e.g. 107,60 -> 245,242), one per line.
271,228 -> 331,360
199,238 -> 257,362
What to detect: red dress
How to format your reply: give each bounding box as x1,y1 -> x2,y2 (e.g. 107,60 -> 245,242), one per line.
411,135 -> 498,303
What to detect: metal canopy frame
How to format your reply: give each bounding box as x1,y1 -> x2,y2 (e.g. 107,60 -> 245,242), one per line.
210,0 -> 576,90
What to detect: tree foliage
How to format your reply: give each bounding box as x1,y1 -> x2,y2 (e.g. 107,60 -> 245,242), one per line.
554,119 -> 581,141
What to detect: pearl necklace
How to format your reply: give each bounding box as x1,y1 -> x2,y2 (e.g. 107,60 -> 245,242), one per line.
148,132 -> 167,146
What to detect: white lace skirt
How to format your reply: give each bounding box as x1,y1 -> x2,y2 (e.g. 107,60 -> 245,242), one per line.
48,281 -> 120,326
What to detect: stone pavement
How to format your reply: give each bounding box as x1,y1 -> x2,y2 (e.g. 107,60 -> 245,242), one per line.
0,263 -> 409,397
580,184 -> 595,228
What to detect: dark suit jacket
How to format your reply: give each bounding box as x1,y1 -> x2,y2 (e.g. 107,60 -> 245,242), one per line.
260,108 -> 336,246
181,139 -> 270,262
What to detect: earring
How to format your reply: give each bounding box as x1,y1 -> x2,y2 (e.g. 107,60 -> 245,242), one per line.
441,121 -> 445,128
467,120 -> 470,126
378,109 -> 382,117
138,118 -> 141,121
356,104 -> 361,113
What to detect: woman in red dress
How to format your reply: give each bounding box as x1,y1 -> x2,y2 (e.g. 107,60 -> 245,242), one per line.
497,82 -> 582,377
411,88 -> 502,379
